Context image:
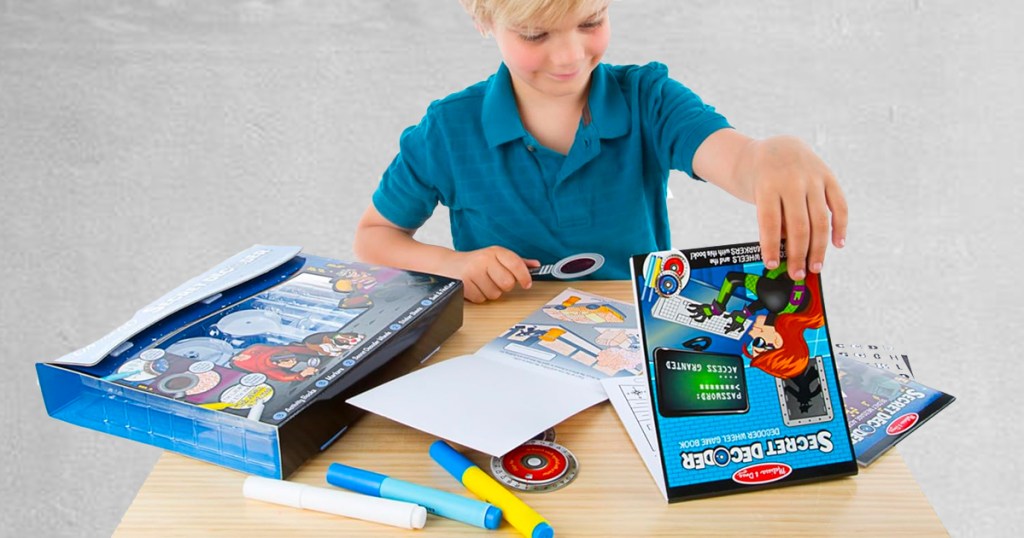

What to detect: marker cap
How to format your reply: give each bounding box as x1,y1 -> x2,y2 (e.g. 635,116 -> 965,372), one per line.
484,504 -> 503,530
326,463 -> 385,497
533,521 -> 554,538
429,440 -> 473,480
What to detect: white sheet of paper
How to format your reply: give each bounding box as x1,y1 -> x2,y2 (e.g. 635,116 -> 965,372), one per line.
347,353 -> 608,457
601,375 -> 666,498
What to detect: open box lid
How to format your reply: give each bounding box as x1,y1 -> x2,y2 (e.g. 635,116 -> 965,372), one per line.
52,245 -> 302,367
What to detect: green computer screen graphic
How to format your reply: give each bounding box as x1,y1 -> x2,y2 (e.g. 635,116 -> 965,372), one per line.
654,348 -> 749,417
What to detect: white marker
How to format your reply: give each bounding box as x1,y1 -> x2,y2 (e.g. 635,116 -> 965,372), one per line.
246,399 -> 266,421
242,476 -> 427,530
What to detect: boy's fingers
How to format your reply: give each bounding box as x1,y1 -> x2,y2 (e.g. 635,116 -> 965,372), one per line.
757,194 -> 783,270
463,280 -> 486,304
477,276 -> 504,301
807,189 -> 830,273
496,250 -> 535,290
486,262 -> 518,292
782,193 -> 809,280
826,179 -> 848,248
517,259 -> 540,289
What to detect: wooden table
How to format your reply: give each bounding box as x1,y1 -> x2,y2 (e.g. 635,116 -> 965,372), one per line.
115,282 -> 947,536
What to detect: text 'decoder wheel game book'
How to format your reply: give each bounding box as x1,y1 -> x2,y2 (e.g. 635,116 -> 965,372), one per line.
630,242 -> 857,501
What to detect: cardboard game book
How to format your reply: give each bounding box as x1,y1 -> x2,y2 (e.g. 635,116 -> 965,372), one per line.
36,245 -> 462,478
630,242 -> 858,501
833,343 -> 955,465
834,342 -> 915,379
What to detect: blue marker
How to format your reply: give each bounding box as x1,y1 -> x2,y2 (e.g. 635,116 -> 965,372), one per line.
326,462 -> 502,530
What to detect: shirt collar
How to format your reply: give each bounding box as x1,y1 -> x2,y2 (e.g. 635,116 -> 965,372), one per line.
482,63 -> 630,149
586,63 -> 630,139
482,64 -> 526,148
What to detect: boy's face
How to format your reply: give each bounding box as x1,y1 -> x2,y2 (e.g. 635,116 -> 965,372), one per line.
490,4 -> 610,102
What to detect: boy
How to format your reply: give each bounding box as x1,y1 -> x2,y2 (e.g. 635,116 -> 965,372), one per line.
354,0 -> 847,303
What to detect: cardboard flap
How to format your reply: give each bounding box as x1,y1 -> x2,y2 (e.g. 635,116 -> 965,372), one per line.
52,245 -> 302,367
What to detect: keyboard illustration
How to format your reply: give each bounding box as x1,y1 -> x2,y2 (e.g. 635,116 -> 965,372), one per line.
650,295 -> 750,339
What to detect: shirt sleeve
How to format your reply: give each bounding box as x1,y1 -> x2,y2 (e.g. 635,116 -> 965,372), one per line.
636,62 -> 732,180
371,106 -> 451,230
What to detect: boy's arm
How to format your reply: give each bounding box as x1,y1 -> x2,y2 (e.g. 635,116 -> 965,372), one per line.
353,205 -> 539,303
692,129 -> 848,280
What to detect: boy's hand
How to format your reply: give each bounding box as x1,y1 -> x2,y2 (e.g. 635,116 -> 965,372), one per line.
354,206 -> 539,303
450,246 -> 539,303
697,130 -> 847,281
744,136 -> 847,280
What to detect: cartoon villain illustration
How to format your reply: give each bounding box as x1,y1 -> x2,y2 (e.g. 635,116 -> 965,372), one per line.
230,332 -> 364,382
328,263 -> 441,309
786,362 -> 823,412
688,263 -> 824,380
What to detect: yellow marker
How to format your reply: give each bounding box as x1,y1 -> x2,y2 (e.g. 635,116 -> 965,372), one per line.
430,441 -> 554,538
198,402 -> 233,411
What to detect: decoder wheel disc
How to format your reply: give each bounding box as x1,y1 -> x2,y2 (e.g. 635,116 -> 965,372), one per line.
655,271 -> 681,297
490,440 -> 579,493
532,427 -> 556,443
116,358 -> 159,382
662,254 -> 686,275
156,372 -> 199,396
166,337 -> 236,365
216,310 -> 283,337
143,357 -> 170,376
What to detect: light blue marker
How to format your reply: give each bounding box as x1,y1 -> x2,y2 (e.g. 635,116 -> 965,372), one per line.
326,462 -> 502,530
101,370 -> 142,382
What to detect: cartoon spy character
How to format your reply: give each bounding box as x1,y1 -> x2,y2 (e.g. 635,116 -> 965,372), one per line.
307,331 -> 365,355
688,264 -> 824,379
230,332 -> 364,382
331,269 -> 378,309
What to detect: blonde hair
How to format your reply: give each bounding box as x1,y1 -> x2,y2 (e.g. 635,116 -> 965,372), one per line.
459,0 -> 610,32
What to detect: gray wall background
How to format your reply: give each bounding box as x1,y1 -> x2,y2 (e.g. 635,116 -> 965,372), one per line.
2,1 -> 1020,536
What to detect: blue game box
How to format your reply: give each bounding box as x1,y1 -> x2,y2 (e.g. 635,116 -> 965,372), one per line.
36,245 -> 463,478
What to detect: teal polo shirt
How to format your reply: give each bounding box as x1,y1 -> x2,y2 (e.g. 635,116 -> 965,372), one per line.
372,62 -> 731,279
